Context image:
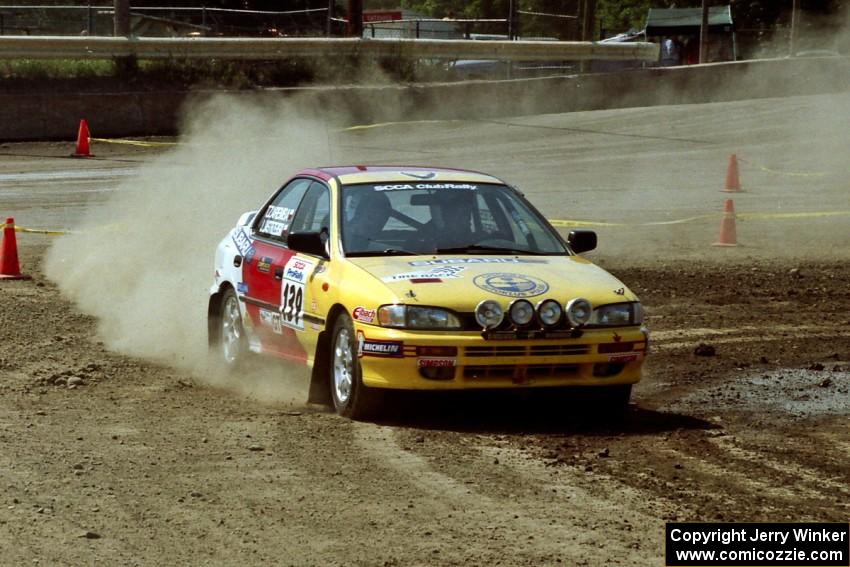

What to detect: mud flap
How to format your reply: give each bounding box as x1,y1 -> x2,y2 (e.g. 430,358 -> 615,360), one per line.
307,331 -> 331,405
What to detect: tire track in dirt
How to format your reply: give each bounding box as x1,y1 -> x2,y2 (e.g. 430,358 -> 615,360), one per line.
353,424 -> 661,565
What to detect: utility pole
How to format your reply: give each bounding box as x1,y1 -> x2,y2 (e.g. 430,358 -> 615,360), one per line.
113,0 -> 134,75
347,0 -> 362,37
113,0 -> 130,37
580,0 -> 596,72
326,0 -> 335,36
699,0 -> 709,63
789,0 -> 800,56
507,0 -> 516,40
581,0 -> 596,42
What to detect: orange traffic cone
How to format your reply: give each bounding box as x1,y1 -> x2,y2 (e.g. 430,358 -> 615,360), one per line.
0,217 -> 32,280
721,153 -> 742,192
712,199 -> 738,247
71,119 -> 93,158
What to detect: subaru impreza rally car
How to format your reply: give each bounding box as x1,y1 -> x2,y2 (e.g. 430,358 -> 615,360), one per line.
208,166 -> 648,419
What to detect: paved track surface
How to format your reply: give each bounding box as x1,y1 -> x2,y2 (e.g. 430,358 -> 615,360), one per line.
1,92 -> 848,565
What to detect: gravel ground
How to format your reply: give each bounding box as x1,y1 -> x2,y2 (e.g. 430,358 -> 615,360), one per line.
1,92 -> 849,565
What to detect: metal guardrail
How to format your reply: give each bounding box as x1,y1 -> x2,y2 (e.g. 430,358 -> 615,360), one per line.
0,35 -> 659,61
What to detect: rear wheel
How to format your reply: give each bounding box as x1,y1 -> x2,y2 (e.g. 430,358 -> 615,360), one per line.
218,287 -> 246,368
330,314 -> 380,420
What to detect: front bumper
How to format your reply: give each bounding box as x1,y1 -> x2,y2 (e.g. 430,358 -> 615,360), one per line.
354,324 -> 648,390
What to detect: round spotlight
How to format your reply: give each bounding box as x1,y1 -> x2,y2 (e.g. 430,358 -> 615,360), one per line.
565,298 -> 592,327
508,299 -> 535,327
475,300 -> 504,329
536,299 -> 563,328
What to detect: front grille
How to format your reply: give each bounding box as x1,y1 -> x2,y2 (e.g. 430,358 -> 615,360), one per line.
464,344 -> 590,357
463,364 -> 580,379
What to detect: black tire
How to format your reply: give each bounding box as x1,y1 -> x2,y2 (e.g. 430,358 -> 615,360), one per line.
216,287 -> 247,369
329,314 -> 381,420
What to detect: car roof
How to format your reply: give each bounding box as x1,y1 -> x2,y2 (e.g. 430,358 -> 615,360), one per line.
303,166 -> 504,186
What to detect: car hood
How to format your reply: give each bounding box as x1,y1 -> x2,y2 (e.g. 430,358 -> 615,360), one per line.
346,255 -> 638,310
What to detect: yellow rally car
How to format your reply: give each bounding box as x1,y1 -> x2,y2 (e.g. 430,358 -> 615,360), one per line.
208,166 -> 648,418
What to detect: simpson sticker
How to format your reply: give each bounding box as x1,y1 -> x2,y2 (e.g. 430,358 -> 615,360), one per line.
382,266 -> 465,282
256,256 -> 272,273
417,358 -> 456,368
356,332 -> 403,358
409,258 -> 546,266
232,228 -> 256,262
473,273 -> 549,298
280,256 -> 317,331
352,306 -> 376,323
259,309 -> 282,334
608,353 -> 639,364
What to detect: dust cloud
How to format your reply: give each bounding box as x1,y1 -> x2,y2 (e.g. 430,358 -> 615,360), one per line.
44,95 -> 338,402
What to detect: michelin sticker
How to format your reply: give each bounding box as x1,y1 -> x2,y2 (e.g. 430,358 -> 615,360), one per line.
382,266 -> 465,282
356,331 -> 403,358
280,256 -> 316,331
473,273 -> 549,298
232,228 -> 256,263
409,258 -> 546,266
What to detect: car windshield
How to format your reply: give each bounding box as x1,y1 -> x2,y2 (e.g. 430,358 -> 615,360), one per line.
340,182 -> 568,256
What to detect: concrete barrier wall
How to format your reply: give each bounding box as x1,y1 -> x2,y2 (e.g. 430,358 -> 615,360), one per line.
2,57 -> 849,142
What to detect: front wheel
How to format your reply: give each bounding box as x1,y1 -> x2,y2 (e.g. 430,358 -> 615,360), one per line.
330,314 -> 380,420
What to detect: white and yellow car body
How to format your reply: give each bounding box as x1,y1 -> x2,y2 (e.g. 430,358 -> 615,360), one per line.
209,166 -> 648,418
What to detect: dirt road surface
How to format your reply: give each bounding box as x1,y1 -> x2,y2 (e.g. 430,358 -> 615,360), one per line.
1,92 -> 849,566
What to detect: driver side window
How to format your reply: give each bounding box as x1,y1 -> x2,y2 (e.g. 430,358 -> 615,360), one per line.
290,182 -> 331,234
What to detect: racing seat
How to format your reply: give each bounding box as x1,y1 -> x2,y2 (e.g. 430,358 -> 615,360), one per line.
345,192 -> 392,251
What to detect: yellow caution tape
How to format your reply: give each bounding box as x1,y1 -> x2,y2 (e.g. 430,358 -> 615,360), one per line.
549,211 -> 850,228
340,119 -> 458,132
737,157 -> 827,178
737,211 -> 850,220
13,225 -> 68,235
8,211 -> 848,238
90,138 -> 179,148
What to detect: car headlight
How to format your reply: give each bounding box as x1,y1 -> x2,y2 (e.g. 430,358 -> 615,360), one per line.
508,299 -> 535,327
536,299 -> 563,328
589,302 -> 643,326
565,298 -> 592,327
475,300 -> 503,329
377,305 -> 462,330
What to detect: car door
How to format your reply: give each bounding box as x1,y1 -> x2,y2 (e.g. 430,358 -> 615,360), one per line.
284,181 -> 332,362
242,177 -> 311,361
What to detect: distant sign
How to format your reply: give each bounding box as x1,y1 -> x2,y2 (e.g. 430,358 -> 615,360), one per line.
363,11 -> 402,23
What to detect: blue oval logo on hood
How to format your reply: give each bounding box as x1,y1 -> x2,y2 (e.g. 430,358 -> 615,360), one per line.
473,273 -> 549,298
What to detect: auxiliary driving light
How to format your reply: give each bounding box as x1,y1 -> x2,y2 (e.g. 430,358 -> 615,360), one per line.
475,300 -> 504,329
536,299 -> 563,327
508,299 -> 535,327
565,298 -> 592,327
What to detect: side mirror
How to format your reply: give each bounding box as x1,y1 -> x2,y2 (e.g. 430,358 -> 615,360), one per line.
288,231 -> 329,259
568,230 -> 597,254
